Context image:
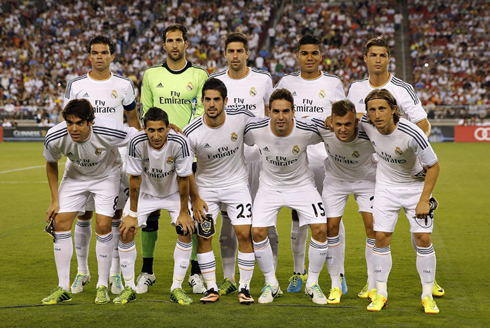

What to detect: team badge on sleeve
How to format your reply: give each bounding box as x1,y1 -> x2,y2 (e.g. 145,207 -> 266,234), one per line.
231,132 -> 238,142
249,87 -> 257,97
292,145 -> 300,155
395,147 -> 403,155
111,90 -> 118,99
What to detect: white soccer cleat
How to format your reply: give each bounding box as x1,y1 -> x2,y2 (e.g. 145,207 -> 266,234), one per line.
188,274 -> 206,294
71,273 -> 91,294
305,283 -> 327,305
110,274 -> 124,295
135,272 -> 156,294
258,284 -> 283,304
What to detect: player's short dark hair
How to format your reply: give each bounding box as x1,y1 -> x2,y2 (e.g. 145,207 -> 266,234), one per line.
62,99 -> 95,123
163,24 -> 188,42
364,37 -> 391,56
144,107 -> 169,127
332,100 -> 357,117
225,32 -> 249,52
364,89 -> 401,124
86,35 -> 116,55
269,88 -> 294,110
202,78 -> 227,99
297,34 -> 321,52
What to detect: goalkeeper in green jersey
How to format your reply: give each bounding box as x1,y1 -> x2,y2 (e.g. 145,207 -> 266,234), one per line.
137,24 -> 208,295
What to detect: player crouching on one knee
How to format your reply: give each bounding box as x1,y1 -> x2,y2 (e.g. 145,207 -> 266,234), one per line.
117,107 -> 196,305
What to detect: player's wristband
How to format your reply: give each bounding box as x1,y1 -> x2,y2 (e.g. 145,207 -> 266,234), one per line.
128,210 -> 137,218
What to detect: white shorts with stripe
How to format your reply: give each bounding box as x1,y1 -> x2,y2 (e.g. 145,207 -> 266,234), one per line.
373,184 -> 434,233
252,184 -> 326,228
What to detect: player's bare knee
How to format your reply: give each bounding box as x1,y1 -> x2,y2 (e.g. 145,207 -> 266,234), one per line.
178,234 -> 192,244
375,231 -> 392,248
197,236 -> 213,253
120,231 -> 135,244
252,227 -> 268,242
54,212 -> 77,231
95,215 -> 112,234
310,223 -> 327,242
413,233 -> 431,247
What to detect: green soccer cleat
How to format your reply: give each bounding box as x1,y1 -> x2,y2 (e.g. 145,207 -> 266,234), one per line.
358,283 -> 369,299
422,295 -> 440,314
432,280 -> 445,298
170,288 -> 193,305
71,273 -> 90,294
368,288 -> 377,302
113,286 -> 136,305
367,294 -> 388,312
41,287 -> 72,305
218,278 -> 237,296
327,287 -> 342,305
94,285 -> 110,304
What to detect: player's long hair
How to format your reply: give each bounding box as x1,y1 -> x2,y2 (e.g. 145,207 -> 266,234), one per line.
144,107 -> 169,127
62,99 -> 95,123
364,89 -> 401,125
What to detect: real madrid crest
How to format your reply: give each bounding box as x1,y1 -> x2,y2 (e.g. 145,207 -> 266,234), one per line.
249,87 -> 257,97
395,147 -> 403,155
167,156 -> 174,164
111,90 -> 118,99
95,148 -> 102,156
187,82 -> 194,91
319,90 -> 326,99
352,151 -> 360,158
292,145 -> 300,155
231,132 -> 238,142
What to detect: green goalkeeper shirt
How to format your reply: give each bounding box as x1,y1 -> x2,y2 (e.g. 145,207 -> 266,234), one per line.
141,61 -> 208,128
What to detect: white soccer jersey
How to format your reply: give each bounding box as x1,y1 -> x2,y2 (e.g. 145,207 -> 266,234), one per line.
244,118 -> 322,190
183,108 -> 256,189
275,71 -> 346,165
211,67 -> 273,163
44,117 -> 138,180
126,130 -> 193,198
64,72 -> 137,123
211,67 -> 273,117
360,118 -> 438,186
311,117 -> 376,181
347,74 -> 427,123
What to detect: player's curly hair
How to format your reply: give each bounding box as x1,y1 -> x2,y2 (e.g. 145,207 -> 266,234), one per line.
332,100 -> 357,117
225,32 -> 249,52
62,99 -> 95,123
86,35 -> 116,55
163,24 -> 188,42
202,78 -> 227,99
269,88 -> 294,110
144,107 -> 169,127
364,89 -> 401,125
364,37 -> 391,56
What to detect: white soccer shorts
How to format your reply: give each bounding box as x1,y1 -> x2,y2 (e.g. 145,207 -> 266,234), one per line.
321,176 -> 375,217
58,171 -> 120,217
252,184 -> 327,228
199,182 -> 252,226
372,184 -> 434,233
123,191 -> 184,228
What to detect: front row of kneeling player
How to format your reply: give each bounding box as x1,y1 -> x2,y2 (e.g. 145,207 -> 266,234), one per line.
42,79 -> 441,314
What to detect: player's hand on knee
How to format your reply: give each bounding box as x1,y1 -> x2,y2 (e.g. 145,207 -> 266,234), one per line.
176,213 -> 195,236
46,202 -> 59,222
415,199 -> 430,219
192,197 -> 208,223
120,215 -> 138,240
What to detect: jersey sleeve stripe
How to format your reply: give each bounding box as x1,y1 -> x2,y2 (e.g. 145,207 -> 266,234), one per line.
114,74 -> 136,95
391,77 -> 419,105
311,118 -> 327,129
244,120 -> 269,134
209,71 -> 226,78
128,134 -> 149,157
226,108 -> 255,117
322,72 -> 342,81
64,74 -> 88,99
296,122 -> 321,136
44,129 -> 68,148
92,127 -> 127,139
398,123 -> 429,149
251,68 -> 273,79
168,134 -> 191,157
183,119 -> 203,137
358,131 -> 370,140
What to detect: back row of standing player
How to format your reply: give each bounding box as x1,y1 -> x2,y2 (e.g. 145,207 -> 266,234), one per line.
43,24 -> 443,314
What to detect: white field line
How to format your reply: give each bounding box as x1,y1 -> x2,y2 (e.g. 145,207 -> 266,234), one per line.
0,162 -> 65,174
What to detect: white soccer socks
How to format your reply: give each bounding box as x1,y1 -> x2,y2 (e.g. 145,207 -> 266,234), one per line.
54,231 -> 73,292
291,219 -> 308,274
197,251 -> 218,291
372,245 -> 392,298
74,219 -> 91,275
416,244 -> 436,299
366,237 -> 375,290
268,226 -> 279,270
219,212 -> 238,281
306,238 -> 328,286
95,232 -> 113,288
327,235 -> 341,289
171,239 -> 192,291
237,251 -> 255,290
253,237 -> 278,286
118,240 -> 137,289
110,219 -> 122,276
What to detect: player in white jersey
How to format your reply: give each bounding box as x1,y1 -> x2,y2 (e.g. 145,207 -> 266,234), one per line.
41,99 -> 138,305
244,89 -> 328,305
347,37 -> 444,298
360,89 -> 441,314
310,100 -> 377,305
210,32 -> 275,295
275,34 -> 347,294
63,36 -> 141,296
114,107 -> 194,305
184,78 -> 256,305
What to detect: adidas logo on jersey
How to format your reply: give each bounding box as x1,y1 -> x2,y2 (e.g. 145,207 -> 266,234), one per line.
262,146 -> 270,152
292,91 -> 297,96
203,143 -> 211,149
156,83 -> 164,88
82,92 -> 90,97
359,98 -> 364,104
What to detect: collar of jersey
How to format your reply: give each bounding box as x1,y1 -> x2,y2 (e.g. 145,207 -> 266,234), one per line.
163,61 -> 192,74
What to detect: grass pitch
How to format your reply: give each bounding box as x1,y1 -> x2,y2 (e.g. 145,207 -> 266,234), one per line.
0,142 -> 488,327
